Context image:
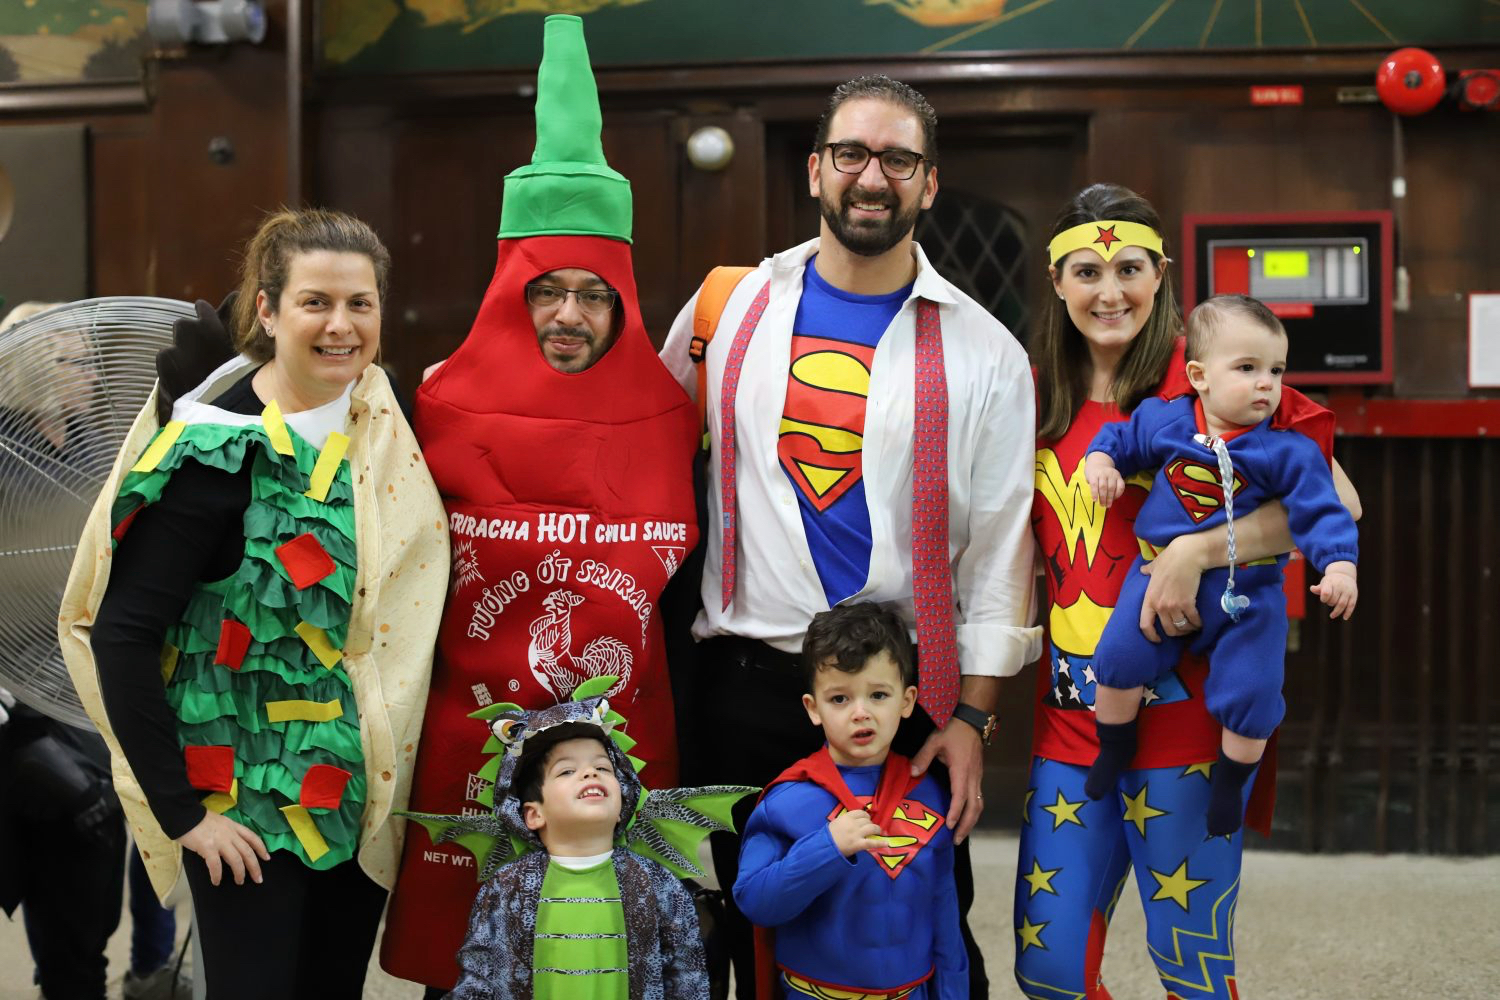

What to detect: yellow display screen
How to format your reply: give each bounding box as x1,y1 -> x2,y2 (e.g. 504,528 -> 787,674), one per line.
1262,250 -> 1310,278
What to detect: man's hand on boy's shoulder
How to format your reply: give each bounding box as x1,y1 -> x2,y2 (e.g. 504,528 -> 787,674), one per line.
828,808 -> 884,858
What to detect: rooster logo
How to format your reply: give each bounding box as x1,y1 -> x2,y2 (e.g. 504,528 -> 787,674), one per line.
526,590 -> 632,700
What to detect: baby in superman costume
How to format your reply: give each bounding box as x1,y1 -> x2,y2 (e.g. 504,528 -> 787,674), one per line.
735,604 -> 966,1000
1084,295 -> 1358,833
381,15 -> 699,989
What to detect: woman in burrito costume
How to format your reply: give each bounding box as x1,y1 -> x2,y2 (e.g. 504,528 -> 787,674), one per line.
58,209 -> 449,999
380,15 -> 700,992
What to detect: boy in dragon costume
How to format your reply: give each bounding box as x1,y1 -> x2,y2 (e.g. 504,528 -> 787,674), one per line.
735,604 -> 965,1000
406,676 -> 753,999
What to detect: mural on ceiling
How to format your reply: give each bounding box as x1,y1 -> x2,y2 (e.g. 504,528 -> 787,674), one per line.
0,0 -> 149,84
321,0 -> 1499,73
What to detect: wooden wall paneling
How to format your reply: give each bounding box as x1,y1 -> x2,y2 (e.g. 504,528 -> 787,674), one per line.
312,105 -> 396,243
924,118 -> 1087,342
0,106 -> 155,301
0,123 -> 90,305
381,113 -> 529,391
1393,113 -> 1500,396
1086,107 -> 1393,262
764,118 -> 817,257
146,47 -> 292,303
1276,436 -> 1500,854
88,116 -> 152,296
671,110 -> 767,334
601,111 -> 682,341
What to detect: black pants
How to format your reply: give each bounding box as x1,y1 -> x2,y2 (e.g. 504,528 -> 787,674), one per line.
1,708 -> 126,1000
183,850 -> 387,999
17,815 -> 125,999
689,636 -> 989,1000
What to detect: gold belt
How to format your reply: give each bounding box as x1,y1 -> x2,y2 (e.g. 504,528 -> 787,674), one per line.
782,969 -> 927,1000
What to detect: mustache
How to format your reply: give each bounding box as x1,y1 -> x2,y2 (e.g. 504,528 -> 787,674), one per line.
540,324 -> 595,341
842,186 -> 898,209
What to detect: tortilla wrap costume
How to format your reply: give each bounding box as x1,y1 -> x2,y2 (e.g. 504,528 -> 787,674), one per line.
57,356 -> 450,902
381,15 -> 699,988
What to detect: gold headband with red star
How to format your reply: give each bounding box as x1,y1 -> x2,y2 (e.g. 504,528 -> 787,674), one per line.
1048,220 -> 1164,265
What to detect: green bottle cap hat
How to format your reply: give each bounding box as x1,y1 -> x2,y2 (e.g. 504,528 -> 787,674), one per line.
497,15 -> 632,244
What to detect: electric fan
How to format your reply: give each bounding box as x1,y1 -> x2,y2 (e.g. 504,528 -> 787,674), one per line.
0,297 -> 193,728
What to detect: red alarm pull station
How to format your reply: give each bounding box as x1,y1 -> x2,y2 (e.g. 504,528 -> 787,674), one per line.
1457,70 -> 1500,112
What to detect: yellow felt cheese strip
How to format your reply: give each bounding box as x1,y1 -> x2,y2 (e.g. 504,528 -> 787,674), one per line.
202,779 -> 238,815
265,698 -> 344,724
131,421 -> 186,473
159,644 -> 180,684
261,400 -> 295,456
294,621 -> 343,670
303,431 -> 350,503
279,804 -> 329,862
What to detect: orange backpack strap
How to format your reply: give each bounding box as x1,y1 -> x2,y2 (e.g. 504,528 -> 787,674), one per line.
690,265 -> 757,441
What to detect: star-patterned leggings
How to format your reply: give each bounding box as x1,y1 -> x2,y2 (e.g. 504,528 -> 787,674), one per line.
1013,757 -> 1252,1000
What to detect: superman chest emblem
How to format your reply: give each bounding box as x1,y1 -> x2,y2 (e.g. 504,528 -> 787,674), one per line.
778,334 -> 876,512
828,798 -> 945,879
1163,457 -> 1245,524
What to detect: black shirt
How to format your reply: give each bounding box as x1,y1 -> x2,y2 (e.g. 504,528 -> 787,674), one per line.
92,371 -> 262,838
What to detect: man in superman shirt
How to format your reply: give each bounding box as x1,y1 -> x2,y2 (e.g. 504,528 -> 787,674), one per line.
662,75 -> 1038,997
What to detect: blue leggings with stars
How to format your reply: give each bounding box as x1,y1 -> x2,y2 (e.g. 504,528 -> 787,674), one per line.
1013,757 -> 1253,1000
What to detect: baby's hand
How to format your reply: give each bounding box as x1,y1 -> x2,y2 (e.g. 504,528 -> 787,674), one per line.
1311,561 -> 1358,620
828,809 -> 883,858
1084,452 -> 1124,507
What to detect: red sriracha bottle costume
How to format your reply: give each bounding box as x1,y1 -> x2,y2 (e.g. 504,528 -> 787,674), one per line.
380,15 -> 699,989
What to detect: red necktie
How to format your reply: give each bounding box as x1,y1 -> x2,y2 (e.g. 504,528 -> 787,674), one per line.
718,292 -> 959,726
910,299 -> 958,726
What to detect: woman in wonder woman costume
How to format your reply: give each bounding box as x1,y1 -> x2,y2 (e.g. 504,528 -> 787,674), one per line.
1015,183 -> 1360,1000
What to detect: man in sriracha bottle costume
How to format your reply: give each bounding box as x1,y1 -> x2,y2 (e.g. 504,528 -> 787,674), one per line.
380,15 -> 700,992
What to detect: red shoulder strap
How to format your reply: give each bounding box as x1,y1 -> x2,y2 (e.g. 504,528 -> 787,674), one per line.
690,265 -> 756,441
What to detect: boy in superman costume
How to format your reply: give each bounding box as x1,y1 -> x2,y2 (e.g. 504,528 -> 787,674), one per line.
381,15 -> 700,991
735,603 -> 965,1000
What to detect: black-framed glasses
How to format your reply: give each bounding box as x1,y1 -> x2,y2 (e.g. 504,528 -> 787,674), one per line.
525,283 -> 619,315
824,142 -> 926,181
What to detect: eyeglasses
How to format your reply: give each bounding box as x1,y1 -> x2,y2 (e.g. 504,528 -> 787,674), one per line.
525,284 -> 619,315
824,143 -> 926,181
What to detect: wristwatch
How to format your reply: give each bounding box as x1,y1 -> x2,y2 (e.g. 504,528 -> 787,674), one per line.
951,703 -> 997,746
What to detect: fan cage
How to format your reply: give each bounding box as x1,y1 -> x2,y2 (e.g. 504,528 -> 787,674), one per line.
0,297 -> 192,729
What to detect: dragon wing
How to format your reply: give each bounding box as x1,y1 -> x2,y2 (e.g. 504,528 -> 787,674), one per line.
623,784 -> 758,879
402,809 -> 531,882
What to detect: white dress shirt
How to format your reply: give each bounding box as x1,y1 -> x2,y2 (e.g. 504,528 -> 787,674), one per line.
661,238 -> 1041,678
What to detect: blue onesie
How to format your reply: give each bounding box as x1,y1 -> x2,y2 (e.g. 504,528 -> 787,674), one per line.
1088,395 -> 1358,740
734,751 -> 966,1000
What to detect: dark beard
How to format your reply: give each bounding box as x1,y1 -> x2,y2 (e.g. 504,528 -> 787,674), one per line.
819,185 -> 922,257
